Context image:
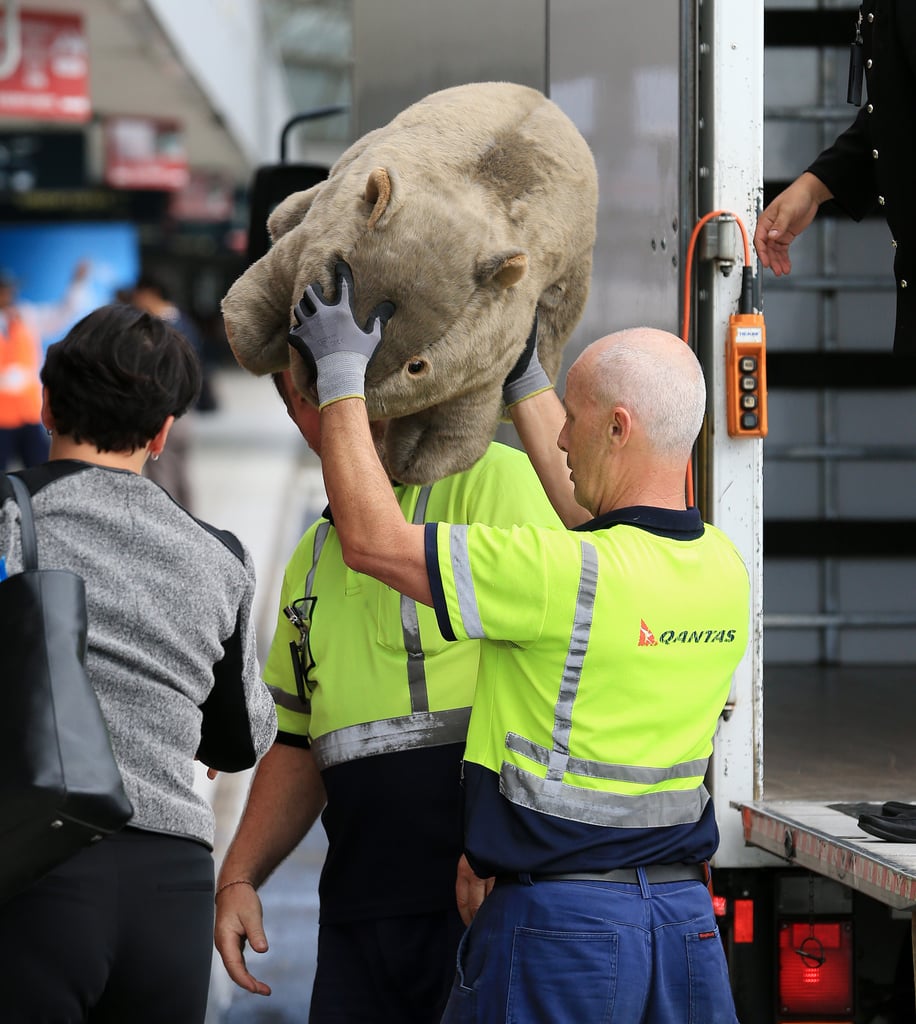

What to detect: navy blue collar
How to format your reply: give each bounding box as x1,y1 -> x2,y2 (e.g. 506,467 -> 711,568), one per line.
325,502 -> 702,539
574,504 -> 704,540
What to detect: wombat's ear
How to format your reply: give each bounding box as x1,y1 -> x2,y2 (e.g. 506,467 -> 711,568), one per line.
365,167 -> 392,228
268,183 -> 324,242
476,251 -> 528,289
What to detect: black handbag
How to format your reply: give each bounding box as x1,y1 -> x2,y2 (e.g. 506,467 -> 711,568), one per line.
0,474 -> 133,905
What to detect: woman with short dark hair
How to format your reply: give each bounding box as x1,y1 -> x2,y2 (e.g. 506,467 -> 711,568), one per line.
0,303 -> 277,1023
40,302 -> 201,453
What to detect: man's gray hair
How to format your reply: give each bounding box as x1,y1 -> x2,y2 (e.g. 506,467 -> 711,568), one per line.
588,329 -> 706,457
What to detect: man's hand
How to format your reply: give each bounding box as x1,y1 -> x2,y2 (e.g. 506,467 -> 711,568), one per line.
753,171 -> 833,276
503,312 -> 552,408
455,854 -> 494,927
214,881 -> 273,997
288,260 -> 394,408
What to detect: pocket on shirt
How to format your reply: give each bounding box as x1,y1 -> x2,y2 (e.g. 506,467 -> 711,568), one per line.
375,586 -> 449,657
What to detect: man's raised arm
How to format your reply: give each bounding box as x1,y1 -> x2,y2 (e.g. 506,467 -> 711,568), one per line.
503,317 -> 590,527
287,261 -> 431,604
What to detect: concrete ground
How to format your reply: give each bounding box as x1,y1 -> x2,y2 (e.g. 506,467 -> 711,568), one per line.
187,367 -> 328,1023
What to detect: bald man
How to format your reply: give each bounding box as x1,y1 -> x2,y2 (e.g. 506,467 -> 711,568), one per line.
287,262 -> 750,1024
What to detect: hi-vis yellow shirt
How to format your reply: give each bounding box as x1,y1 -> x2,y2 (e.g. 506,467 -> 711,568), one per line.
264,442 -> 562,770
429,508 -> 749,833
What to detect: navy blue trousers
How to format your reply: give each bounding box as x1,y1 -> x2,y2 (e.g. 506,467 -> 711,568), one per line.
0,423 -> 49,472
309,909 -> 465,1023
441,871 -> 739,1024
0,828 -> 214,1023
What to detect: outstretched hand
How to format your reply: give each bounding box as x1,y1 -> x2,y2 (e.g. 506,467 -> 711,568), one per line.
753,172 -> 832,277
288,260 -> 395,408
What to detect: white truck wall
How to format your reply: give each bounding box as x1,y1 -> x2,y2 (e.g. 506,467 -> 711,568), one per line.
352,0 -> 545,137
548,0 -> 683,362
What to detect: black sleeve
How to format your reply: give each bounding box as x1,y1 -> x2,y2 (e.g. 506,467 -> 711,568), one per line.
196,608 -> 258,771
807,105 -> 877,222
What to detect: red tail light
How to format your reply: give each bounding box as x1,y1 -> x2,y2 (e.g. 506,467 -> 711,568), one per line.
733,898 -> 754,943
778,920 -> 853,1019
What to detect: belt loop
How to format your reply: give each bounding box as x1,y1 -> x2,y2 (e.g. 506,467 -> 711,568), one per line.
636,866 -> 651,899
519,872 -> 533,886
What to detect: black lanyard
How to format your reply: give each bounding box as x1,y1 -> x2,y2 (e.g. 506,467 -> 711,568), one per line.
847,8 -> 865,106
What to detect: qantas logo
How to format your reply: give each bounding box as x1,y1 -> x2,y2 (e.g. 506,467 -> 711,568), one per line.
638,620 -> 737,646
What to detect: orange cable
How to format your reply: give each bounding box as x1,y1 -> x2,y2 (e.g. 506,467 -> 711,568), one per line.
680,210 -> 752,507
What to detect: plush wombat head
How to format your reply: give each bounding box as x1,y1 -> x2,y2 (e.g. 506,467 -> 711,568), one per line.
223,81 -> 598,484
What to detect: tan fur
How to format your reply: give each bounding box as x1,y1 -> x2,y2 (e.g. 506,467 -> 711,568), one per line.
222,82 -> 598,484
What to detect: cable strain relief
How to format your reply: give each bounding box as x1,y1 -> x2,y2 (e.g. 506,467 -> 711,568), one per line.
740,265 -> 754,315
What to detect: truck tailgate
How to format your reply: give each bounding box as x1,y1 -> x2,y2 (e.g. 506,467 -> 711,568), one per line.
738,800 -> 916,910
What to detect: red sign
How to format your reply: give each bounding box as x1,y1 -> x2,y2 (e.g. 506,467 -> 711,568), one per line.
104,117 -> 189,191
0,10 -> 90,123
169,171 -> 236,222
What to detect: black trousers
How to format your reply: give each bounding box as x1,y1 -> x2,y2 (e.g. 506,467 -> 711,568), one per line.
0,827 -> 214,1023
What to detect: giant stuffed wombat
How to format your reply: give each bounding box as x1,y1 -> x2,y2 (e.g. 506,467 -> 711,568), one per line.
222,81 -> 598,484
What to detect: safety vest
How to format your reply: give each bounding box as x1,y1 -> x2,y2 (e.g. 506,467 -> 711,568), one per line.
279,486 -> 473,770
433,516 -> 749,830
0,315 -> 42,428
264,442 -> 564,770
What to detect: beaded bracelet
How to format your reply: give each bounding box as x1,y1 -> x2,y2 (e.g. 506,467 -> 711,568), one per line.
215,879 -> 256,899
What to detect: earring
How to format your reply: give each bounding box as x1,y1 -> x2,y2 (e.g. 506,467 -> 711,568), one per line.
46,429 -> 53,438
150,453 -> 160,462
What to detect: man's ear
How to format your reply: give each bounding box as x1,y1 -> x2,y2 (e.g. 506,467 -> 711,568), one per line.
608,407 -> 632,446
148,415 -> 176,457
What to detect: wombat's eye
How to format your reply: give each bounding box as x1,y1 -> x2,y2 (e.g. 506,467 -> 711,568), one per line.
406,359 -> 429,376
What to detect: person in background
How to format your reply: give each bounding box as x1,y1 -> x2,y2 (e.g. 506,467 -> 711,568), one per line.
0,303 -> 277,1023
213,368 -> 563,1023
284,261 -> 750,1023
754,0 -> 916,355
0,261 -> 91,472
130,272 -> 210,509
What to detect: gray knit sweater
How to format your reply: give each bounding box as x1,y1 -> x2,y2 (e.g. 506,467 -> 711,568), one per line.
0,462 -> 277,848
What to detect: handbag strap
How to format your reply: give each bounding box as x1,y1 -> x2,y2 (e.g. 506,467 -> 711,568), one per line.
7,475 -> 38,572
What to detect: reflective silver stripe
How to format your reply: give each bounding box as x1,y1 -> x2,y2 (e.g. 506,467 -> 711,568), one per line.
506,733 -> 710,785
289,520 -> 331,708
449,525 -> 485,638
501,762 -> 711,828
307,521 -> 331,597
402,486 -> 432,713
547,540 -> 598,782
272,522 -> 331,714
311,706 -> 471,770
500,539 -> 707,828
268,683 -> 310,714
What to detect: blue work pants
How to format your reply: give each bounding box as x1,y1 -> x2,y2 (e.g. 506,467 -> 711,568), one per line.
441,871 -> 739,1024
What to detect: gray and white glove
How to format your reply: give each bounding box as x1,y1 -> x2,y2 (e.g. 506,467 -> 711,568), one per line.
502,312 -> 552,408
288,260 -> 395,409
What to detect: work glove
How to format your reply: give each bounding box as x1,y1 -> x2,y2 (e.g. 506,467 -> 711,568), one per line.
502,311 -> 552,408
288,260 -> 395,409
